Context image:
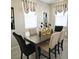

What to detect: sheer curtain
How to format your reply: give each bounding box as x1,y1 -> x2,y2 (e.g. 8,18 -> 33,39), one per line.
24,11 -> 37,28
55,11 -> 68,26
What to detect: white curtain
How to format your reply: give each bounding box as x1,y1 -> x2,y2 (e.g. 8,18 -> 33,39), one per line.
55,11 -> 68,26
24,11 -> 37,28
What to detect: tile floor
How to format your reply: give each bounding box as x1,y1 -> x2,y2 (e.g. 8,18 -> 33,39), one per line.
11,39 -> 68,59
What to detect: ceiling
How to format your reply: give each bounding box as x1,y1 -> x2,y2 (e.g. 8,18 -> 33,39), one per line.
40,0 -> 64,4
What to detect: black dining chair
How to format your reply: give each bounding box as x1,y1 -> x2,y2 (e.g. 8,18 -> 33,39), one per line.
54,26 -> 63,32
13,32 -> 36,59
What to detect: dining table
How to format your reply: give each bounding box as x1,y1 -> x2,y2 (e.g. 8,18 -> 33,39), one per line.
24,34 -> 51,59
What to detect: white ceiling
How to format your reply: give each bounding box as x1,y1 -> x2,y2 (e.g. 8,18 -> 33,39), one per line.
40,0 -> 64,4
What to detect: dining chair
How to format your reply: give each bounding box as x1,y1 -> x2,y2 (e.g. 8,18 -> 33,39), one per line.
13,32 -> 36,59
58,29 -> 65,52
38,32 -> 61,59
54,26 -> 63,32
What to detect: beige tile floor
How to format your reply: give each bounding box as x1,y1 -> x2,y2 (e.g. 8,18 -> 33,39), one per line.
11,39 -> 68,59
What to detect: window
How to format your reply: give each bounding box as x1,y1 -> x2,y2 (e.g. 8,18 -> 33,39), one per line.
55,11 -> 68,26
24,11 -> 37,28
22,2 -> 37,29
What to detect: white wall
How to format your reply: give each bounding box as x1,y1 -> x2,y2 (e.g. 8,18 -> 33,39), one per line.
49,4 -> 55,28
11,0 -> 25,48
32,0 -> 50,28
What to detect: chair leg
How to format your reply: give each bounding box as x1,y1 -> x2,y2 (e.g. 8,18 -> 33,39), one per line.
49,48 -> 51,59
55,46 -> 57,58
27,56 -> 29,59
21,52 -> 23,59
61,40 -> 64,51
38,47 -> 41,59
58,42 -> 60,54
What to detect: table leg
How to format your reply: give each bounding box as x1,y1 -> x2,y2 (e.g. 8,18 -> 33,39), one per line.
35,46 -> 39,59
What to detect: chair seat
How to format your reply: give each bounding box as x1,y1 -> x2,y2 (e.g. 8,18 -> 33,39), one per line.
38,41 -> 49,52
24,44 -> 35,56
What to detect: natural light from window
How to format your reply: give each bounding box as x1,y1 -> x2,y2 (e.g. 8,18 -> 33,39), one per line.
55,11 -> 68,26
24,11 -> 37,28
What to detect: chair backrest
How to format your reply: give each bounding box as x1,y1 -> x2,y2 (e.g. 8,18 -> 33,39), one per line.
59,29 -> 65,41
49,32 -> 60,49
13,32 -> 26,52
54,26 -> 63,32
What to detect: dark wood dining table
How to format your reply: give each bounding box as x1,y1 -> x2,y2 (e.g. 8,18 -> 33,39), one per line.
24,35 -> 51,59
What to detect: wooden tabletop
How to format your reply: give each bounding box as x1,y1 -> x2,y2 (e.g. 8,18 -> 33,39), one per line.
24,35 -> 50,45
